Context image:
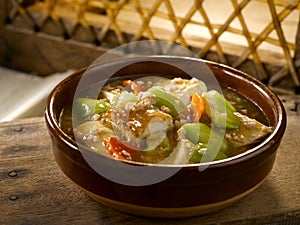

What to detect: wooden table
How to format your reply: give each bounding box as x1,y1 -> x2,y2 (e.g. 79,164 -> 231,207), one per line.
1,96 -> 299,225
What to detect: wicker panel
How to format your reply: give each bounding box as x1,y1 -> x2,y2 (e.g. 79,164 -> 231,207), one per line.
2,0 -> 300,93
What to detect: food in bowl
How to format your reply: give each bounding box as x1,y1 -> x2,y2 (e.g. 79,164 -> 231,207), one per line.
59,76 -> 272,165
45,56 -> 286,218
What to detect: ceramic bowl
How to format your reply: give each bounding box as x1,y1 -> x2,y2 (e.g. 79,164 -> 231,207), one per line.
45,56 -> 286,218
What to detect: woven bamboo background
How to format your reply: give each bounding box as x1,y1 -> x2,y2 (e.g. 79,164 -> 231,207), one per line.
2,0 -> 300,93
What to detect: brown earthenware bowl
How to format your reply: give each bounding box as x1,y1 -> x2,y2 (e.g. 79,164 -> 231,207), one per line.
45,56 -> 286,218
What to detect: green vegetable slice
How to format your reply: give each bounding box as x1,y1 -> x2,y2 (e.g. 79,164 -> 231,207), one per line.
182,123 -> 229,154
204,90 -> 240,129
74,98 -> 110,117
148,88 -> 186,117
182,123 -> 211,144
189,142 -> 227,163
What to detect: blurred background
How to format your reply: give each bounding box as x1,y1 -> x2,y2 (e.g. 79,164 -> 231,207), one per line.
0,0 -> 299,122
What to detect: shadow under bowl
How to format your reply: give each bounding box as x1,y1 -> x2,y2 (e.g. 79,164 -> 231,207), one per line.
45,56 -> 286,218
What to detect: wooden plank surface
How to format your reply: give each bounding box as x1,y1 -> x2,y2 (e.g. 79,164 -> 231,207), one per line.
0,96 -> 300,225
0,25 -> 106,75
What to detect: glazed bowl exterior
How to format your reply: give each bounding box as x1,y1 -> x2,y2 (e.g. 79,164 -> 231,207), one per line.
45,56 -> 286,218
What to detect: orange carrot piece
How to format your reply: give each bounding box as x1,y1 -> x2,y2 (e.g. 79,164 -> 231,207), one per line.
191,93 -> 205,122
104,137 -> 138,161
122,80 -> 133,86
122,80 -> 141,95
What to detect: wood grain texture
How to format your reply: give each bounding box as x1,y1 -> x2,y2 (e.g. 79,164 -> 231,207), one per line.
0,1 -> 6,29
0,97 -> 299,225
0,25 -> 106,75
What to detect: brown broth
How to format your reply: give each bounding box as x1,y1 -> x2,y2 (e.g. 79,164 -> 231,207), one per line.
222,88 -> 269,125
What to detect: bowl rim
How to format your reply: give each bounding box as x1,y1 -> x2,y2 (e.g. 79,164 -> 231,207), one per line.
45,55 -> 287,169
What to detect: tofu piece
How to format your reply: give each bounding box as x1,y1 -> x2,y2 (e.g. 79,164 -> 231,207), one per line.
153,78 -> 207,105
74,121 -> 114,155
161,138 -> 195,165
226,112 -> 273,148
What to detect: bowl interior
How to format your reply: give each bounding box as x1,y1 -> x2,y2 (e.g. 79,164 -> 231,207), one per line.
47,56 -> 286,166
